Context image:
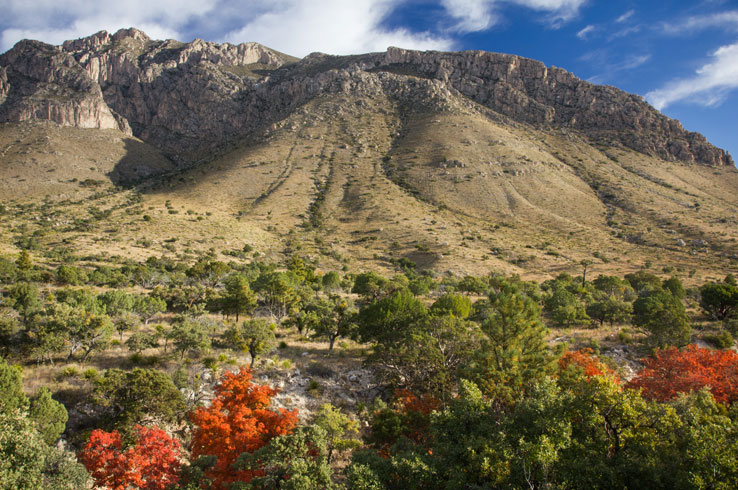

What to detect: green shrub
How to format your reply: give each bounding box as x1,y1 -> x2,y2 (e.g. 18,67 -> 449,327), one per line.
56,366 -> 80,380
307,379 -> 321,394
703,331 -> 734,349
202,357 -> 218,371
618,329 -> 632,344
82,368 -> 99,381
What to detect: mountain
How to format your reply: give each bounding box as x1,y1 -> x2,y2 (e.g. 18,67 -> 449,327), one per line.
0,28 -> 736,281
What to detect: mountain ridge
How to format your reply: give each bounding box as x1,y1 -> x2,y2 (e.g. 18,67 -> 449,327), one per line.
0,28 -> 732,168
0,29 -> 737,280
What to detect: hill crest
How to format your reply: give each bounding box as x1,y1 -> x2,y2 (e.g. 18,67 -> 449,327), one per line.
0,29 -> 737,280
0,28 -> 732,168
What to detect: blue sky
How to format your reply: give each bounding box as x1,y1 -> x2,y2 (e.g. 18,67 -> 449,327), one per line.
1,0 -> 737,161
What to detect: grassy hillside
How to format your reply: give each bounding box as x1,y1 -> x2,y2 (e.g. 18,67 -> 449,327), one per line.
1,87 -> 737,285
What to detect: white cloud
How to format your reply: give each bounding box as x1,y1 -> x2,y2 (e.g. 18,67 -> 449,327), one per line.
0,0 -> 595,56
646,42 -> 738,110
0,0 -> 453,56
578,49 -> 650,85
661,10 -> 738,34
441,0 -> 587,33
607,24 -> 641,40
576,24 -> 595,40
615,9 -> 634,24
620,53 -> 650,70
221,0 -> 453,56
442,0 -> 498,32
0,0 -> 217,51
1,24 -> 180,52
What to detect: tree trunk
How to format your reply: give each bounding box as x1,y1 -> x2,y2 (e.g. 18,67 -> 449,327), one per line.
81,347 -> 94,363
67,344 -> 79,361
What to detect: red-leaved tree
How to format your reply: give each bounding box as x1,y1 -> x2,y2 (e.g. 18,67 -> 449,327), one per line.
78,425 -> 182,490
627,345 -> 738,404
189,367 -> 298,490
558,348 -> 618,381
395,388 -> 440,415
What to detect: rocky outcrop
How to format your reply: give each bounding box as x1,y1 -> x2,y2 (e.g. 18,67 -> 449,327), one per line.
369,47 -> 732,166
0,29 -> 732,167
0,40 -> 130,133
0,66 -> 8,104
56,29 -> 298,162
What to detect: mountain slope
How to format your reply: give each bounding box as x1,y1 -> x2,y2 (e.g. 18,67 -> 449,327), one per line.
1,29 -> 731,168
0,29 -> 736,281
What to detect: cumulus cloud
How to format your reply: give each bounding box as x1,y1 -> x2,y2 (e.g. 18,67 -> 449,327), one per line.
0,0 -> 453,56
646,42 -> 738,110
441,0 -> 498,32
221,0 -> 453,56
0,0 -> 215,51
441,0 -> 587,33
0,0 -> 593,55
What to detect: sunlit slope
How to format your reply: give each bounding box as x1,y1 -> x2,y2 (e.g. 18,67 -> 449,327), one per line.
0,121 -> 174,200
156,89 -> 738,278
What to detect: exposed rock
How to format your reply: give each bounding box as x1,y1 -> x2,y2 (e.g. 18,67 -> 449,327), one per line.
375,47 -> 732,166
0,66 -> 8,104
0,40 -> 130,133
0,29 -> 732,168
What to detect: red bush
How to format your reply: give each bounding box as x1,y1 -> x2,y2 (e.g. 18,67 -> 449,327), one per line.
189,367 -> 298,489
79,425 -> 182,490
627,345 -> 738,404
558,348 -> 618,381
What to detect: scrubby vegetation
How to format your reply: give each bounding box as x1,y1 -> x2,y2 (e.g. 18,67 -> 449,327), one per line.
1,246 -> 738,489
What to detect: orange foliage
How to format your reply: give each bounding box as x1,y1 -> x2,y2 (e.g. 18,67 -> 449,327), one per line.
627,345 -> 738,404
78,425 -> 182,490
395,389 -> 440,415
392,389 -> 439,445
189,367 -> 298,490
558,348 -> 618,381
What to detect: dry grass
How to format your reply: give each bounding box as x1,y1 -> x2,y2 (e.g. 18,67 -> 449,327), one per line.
1,89 -> 737,284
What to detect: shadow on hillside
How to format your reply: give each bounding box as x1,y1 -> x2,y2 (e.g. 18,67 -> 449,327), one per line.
405,250 -> 441,270
106,138 -> 176,187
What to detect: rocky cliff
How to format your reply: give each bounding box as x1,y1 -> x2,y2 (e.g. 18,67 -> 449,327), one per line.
0,40 -> 130,133
373,48 -> 731,167
0,28 -> 732,167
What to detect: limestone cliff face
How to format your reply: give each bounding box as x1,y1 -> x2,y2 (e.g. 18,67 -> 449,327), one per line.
0,66 -> 8,104
0,29 -> 732,167
60,28 -> 299,162
373,47 -> 732,166
0,40 -> 130,133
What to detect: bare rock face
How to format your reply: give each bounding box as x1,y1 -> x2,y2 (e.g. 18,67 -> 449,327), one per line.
373,47 -> 732,166
0,66 -> 8,104
0,29 -> 732,167
0,40 -> 130,133
59,28 -> 299,163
